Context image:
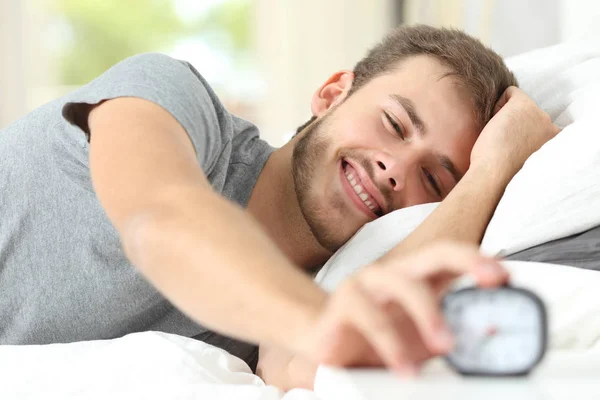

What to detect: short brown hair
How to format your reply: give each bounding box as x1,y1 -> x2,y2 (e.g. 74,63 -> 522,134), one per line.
296,24 -> 517,134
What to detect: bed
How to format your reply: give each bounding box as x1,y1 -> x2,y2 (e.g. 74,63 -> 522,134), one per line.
2,40 -> 600,399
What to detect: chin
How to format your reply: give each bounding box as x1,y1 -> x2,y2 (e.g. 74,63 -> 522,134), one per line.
308,208 -> 362,251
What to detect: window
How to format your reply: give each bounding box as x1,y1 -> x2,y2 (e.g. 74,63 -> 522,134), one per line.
0,0 -> 259,128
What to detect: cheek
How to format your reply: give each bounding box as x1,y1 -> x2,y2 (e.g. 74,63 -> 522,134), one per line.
404,177 -> 433,207
332,113 -> 385,148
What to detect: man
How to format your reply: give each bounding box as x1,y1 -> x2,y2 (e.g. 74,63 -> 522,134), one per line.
0,25 -> 557,389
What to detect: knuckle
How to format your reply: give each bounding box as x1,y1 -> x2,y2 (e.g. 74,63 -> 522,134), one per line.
509,87 -> 521,97
364,268 -> 389,283
336,279 -> 360,304
410,284 -> 436,311
535,112 -> 554,133
362,265 -> 398,286
360,265 -> 382,279
553,124 -> 562,135
369,311 -> 394,332
343,277 -> 362,296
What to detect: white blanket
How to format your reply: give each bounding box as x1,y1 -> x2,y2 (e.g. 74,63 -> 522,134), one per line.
0,331 -> 318,400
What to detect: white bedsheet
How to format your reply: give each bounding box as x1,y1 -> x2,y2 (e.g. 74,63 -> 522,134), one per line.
0,331 -> 318,400
315,350 -> 600,400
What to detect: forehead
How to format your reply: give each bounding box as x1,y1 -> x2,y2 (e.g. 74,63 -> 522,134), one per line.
350,55 -> 480,172
367,56 -> 474,114
365,55 -> 476,125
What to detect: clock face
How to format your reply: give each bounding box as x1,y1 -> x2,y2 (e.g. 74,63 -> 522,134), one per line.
442,287 -> 547,375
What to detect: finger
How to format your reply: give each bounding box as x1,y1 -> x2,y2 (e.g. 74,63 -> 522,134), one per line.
338,279 -> 411,372
429,271 -> 461,295
400,241 -> 509,287
552,123 -> 562,136
360,268 -> 454,354
384,310 -> 434,363
493,86 -> 514,115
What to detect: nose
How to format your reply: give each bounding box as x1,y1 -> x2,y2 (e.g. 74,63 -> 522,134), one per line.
374,152 -> 409,192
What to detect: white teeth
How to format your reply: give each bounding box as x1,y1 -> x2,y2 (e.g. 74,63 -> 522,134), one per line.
345,167 -> 378,213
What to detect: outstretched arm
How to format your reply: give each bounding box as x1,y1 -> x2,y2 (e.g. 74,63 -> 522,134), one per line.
89,97 -> 327,352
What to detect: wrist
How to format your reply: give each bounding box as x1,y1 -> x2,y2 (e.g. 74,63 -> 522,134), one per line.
276,282 -> 328,355
467,157 -> 517,190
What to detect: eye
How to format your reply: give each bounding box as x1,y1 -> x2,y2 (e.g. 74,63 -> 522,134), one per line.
383,111 -> 405,140
422,167 -> 442,198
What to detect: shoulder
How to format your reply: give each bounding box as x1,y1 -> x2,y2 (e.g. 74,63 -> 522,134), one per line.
102,52 -> 204,87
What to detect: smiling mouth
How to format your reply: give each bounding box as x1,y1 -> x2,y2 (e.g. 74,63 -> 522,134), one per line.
342,160 -> 383,217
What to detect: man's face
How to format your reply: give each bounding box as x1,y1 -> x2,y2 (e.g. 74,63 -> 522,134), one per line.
292,55 -> 480,251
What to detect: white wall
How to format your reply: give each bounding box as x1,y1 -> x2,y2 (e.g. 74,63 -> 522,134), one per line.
404,0 -> 561,58
0,0 -> 55,128
3,0 -> 600,136
0,0 -> 28,128
404,0 -> 600,58
486,0 -> 561,57
560,0 -> 600,42
255,0 -> 598,145
253,0 -> 396,145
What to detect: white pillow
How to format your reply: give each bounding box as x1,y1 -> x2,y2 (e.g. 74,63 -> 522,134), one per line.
483,40 -> 600,255
315,203 -> 437,292
315,40 -> 600,292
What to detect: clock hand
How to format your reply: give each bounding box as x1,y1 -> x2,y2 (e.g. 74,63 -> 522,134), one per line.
494,326 -> 533,334
471,325 -> 497,356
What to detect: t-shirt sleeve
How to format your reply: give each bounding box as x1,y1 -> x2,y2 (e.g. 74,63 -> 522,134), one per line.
61,52 -> 228,173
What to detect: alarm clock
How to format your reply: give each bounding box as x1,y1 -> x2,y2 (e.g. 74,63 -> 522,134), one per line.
442,285 -> 548,376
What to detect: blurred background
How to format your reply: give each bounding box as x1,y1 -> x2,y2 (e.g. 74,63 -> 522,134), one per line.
1,0 -> 599,145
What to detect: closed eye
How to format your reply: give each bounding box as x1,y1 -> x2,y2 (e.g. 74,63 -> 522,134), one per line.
422,168 -> 442,198
383,111 -> 405,140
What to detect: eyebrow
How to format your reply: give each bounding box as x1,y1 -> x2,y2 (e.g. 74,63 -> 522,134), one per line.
389,94 -> 427,136
389,94 -> 462,185
439,155 -> 463,183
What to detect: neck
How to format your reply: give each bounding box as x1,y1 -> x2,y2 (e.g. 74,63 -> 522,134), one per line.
247,138 -> 332,270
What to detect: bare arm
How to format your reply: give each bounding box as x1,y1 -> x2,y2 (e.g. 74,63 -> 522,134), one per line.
88,97 -> 327,350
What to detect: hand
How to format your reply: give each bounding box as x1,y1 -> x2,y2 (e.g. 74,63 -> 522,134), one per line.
470,86 -> 561,180
296,241 -> 509,374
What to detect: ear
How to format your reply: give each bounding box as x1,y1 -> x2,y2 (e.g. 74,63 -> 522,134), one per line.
310,70 -> 354,117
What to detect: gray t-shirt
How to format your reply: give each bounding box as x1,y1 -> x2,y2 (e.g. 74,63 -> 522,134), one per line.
0,53 -> 273,371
